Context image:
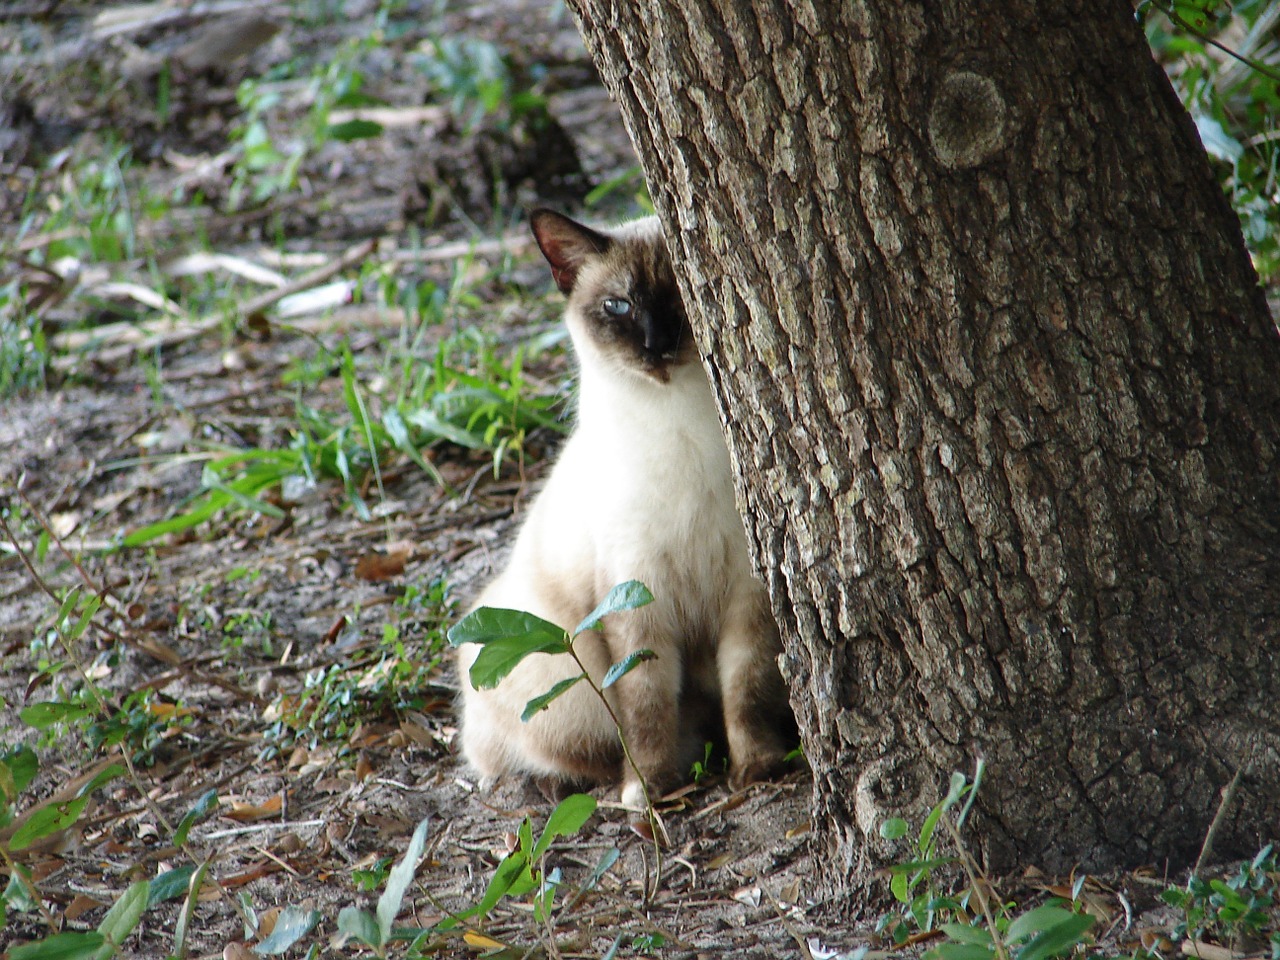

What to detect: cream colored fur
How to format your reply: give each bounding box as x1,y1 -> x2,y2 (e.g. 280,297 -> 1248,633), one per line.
455,215 -> 788,807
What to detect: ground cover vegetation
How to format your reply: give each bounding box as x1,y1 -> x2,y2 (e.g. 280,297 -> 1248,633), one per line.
0,0 -> 1278,957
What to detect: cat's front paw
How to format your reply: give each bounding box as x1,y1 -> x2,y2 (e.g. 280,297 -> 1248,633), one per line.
620,778 -> 648,810
620,766 -> 680,809
728,748 -> 790,790
534,773 -> 593,804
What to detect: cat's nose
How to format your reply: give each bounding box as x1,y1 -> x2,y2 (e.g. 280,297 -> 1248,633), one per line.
640,310 -> 674,355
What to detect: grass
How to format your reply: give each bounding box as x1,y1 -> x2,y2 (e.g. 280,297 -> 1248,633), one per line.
112,320 -> 567,548
263,577 -> 456,754
2,4 -> 1279,957
875,766 -> 1280,960
1141,0 -> 1280,281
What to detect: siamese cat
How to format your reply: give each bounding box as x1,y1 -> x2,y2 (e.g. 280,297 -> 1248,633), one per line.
454,209 -> 791,808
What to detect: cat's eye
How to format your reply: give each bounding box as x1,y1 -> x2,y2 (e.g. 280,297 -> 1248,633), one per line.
602,297 -> 632,317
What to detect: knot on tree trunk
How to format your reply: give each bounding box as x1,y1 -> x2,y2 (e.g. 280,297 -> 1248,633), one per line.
853,754 -> 935,841
928,70 -> 1008,169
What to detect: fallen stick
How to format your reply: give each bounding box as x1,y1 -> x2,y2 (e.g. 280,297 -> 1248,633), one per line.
51,238 -> 377,370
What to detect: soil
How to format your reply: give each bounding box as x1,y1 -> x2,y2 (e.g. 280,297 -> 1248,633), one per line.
0,2 -> 839,957
0,2 -> 1205,958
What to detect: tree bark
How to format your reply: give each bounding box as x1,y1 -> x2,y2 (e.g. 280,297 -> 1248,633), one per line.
563,0 -> 1280,882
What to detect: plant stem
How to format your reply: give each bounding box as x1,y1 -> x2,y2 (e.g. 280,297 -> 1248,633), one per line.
562,640 -> 666,901
1,492 -> 257,934
942,815 -> 1008,960
0,843 -> 59,934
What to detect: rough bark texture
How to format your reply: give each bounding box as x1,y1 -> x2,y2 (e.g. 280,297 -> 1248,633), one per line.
563,0 -> 1280,882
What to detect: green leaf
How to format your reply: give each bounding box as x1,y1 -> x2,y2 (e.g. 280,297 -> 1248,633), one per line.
5,868 -> 37,912
573,581 -> 654,636
67,594 -> 102,642
1161,887 -> 1190,908
448,606 -> 567,649
521,675 -> 584,722
80,763 -> 126,797
926,943 -> 996,960
517,816 -> 534,855
919,793 -> 949,855
94,880 -> 150,959
469,633 -> 572,690
448,608 -> 570,690
123,496 -> 223,546
337,906 -> 381,947
9,763 -> 124,851
1006,905 -> 1078,944
383,407 -> 444,486
941,923 -> 994,946
1194,115 -> 1243,164
377,817 -> 431,944
55,587 -> 82,629
172,860 -> 210,960
9,931 -> 106,960
942,771 -> 968,809
326,119 -> 384,142
148,864 -> 196,906
2,745 -> 38,796
436,851 -> 532,929
890,869 -> 909,903
405,408 -> 487,449
601,649 -> 657,689
9,795 -> 90,851
883,856 -> 956,875
202,467 -> 285,519
880,817 -> 909,840
252,905 -> 320,955
582,847 -> 621,893
174,789 -> 218,847
20,702 -> 93,730
533,793 -> 596,860
1014,914 -> 1094,960
957,757 -> 984,829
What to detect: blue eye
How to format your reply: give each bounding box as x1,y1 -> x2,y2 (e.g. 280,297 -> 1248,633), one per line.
602,297 -> 632,317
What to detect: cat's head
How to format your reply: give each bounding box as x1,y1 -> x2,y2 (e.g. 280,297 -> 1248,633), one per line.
530,209 -> 696,384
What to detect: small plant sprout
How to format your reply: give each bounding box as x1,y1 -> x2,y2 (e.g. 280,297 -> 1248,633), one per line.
448,581 -> 659,802
878,762 -> 1097,960
338,816 -> 432,955
1163,845 -> 1280,958
436,794 -> 599,934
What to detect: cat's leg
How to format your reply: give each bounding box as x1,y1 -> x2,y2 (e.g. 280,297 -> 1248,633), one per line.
456,609 -> 622,791
717,585 -> 792,788
598,617 -> 685,809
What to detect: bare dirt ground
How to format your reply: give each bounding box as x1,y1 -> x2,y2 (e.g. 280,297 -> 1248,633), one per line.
0,2 -> 1219,958
0,2 -> 842,956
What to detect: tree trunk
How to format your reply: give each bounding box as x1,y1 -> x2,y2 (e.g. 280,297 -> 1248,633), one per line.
563,0 -> 1280,882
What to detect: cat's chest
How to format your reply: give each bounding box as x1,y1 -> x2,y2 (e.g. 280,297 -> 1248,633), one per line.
577,408 -> 742,566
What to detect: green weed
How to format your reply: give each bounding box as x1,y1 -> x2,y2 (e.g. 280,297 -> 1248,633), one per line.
690,741 -> 722,784
122,326 -> 564,546
222,608 -> 275,655
631,932 -> 667,954
449,579 -> 670,884
877,764 -> 1097,960
263,577 -> 454,753
227,27 -> 387,211
41,140 -> 140,264
0,281 -> 49,395
1141,0 -> 1280,280
352,856 -> 396,892
1163,846 -> 1280,958
338,799 -> 611,956
413,35 -> 548,132
585,165 -> 654,216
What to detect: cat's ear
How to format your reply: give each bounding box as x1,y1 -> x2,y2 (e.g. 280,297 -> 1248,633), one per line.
530,209 -> 612,294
